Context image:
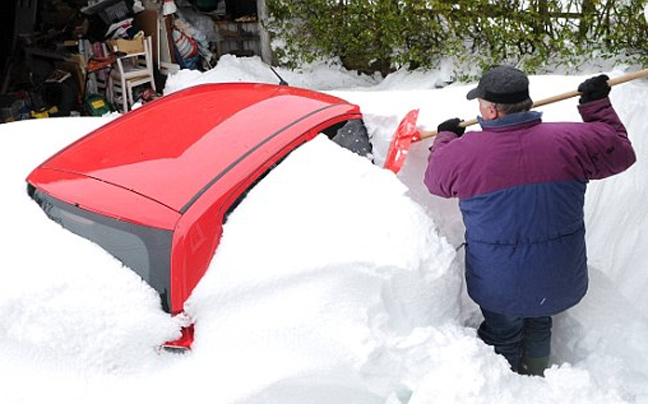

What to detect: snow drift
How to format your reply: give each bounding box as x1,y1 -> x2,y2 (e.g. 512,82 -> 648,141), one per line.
1,57 -> 647,404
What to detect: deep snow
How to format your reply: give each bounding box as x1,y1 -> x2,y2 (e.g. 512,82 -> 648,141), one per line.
1,55 -> 647,404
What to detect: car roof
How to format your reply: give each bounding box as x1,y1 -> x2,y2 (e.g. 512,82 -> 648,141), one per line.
30,83 -> 360,221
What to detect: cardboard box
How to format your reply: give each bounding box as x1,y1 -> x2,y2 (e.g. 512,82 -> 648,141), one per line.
135,10 -> 160,66
108,37 -> 144,54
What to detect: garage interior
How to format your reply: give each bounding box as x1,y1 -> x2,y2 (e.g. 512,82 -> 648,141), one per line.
0,0 -> 269,122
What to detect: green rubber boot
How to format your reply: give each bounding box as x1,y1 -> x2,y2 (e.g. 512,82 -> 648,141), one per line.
519,356 -> 550,377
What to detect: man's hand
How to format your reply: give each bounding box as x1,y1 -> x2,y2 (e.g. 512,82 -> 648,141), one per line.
578,74 -> 611,104
437,118 -> 466,137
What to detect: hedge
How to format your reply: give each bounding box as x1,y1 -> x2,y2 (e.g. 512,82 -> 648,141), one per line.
264,0 -> 648,76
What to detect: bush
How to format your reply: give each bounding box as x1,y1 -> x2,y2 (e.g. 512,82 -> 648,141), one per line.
265,0 -> 648,76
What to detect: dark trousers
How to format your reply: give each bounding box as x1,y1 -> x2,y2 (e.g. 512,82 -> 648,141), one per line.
477,308 -> 552,372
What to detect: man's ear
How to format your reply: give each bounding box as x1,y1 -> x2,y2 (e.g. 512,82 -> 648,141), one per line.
484,103 -> 499,120
489,105 -> 500,120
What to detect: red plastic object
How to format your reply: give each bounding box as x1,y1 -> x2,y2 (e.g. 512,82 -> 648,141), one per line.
162,324 -> 195,352
383,109 -> 420,173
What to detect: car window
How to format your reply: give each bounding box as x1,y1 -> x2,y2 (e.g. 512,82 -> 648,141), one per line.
322,118 -> 373,160
28,185 -> 174,312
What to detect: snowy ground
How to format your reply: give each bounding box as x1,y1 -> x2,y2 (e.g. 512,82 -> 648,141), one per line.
1,56 -> 647,404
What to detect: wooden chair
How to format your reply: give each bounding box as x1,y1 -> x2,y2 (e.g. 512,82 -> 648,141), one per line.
107,36 -> 156,112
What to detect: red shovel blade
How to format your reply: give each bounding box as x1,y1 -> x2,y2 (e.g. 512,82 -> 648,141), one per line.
383,109 -> 420,173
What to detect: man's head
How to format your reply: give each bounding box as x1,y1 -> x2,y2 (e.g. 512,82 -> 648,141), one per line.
467,65 -> 533,120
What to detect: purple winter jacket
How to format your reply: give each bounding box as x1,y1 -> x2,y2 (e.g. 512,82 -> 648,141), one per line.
424,98 -> 636,316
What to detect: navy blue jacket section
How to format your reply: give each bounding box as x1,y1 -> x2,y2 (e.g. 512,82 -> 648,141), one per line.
461,180 -> 588,316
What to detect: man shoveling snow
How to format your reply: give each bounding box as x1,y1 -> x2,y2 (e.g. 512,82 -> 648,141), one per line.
423,65 -> 636,376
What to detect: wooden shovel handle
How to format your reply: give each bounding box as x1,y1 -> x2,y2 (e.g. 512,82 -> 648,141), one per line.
418,67 -> 648,140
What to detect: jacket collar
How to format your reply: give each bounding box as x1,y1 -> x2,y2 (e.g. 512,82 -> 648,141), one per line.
478,110 -> 542,129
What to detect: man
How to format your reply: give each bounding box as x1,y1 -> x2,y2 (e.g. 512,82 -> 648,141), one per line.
423,65 -> 636,376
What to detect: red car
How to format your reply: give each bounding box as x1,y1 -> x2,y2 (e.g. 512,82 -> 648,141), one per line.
26,82 -> 371,349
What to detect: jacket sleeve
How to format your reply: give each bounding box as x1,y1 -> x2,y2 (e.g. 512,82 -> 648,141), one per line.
423,131 -> 461,198
576,97 -> 636,179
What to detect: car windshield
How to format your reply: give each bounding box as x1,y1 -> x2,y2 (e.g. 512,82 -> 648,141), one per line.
27,185 -> 174,312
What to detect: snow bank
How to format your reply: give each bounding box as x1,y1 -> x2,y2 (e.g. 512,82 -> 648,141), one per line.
163,54 -> 379,94
1,59 -> 648,404
182,135 -> 461,402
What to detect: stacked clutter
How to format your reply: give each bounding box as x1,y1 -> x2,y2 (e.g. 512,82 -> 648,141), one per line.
82,0 -> 143,43
0,0 -> 260,122
165,1 -> 215,70
81,0 -> 162,114
1,68 -> 79,123
1,98 -> 31,123
172,23 -> 200,69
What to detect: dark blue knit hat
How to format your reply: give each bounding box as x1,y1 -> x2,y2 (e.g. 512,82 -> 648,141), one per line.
466,65 -> 530,104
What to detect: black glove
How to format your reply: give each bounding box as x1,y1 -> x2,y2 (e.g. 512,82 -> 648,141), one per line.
437,118 -> 465,137
578,74 -> 611,104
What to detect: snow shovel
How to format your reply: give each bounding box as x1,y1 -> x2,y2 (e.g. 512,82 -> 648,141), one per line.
384,67 -> 648,173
